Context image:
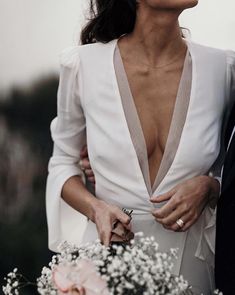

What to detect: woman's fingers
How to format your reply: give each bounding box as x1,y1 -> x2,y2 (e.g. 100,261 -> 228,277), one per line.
151,176 -> 217,232
111,221 -> 134,240
113,206 -> 132,227
116,211 -> 132,229
151,193 -> 179,219
100,221 -> 133,246
161,211 -> 195,232
112,221 -> 126,237
181,219 -> 194,232
95,202 -> 133,247
154,202 -> 188,226
110,233 -> 125,243
99,226 -> 112,246
150,188 -> 176,203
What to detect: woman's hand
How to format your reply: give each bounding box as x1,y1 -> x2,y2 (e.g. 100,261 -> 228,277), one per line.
79,145 -> 133,245
79,145 -> 95,186
150,176 -> 220,232
91,200 -> 133,246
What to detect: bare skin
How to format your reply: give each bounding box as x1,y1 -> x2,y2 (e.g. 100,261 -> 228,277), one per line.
63,0 -> 220,243
61,175 -> 132,246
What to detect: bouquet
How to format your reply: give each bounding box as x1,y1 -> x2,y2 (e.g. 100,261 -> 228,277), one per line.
3,232 -> 194,295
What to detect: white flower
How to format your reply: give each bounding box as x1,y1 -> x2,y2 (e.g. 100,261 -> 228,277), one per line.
3,233 -> 196,295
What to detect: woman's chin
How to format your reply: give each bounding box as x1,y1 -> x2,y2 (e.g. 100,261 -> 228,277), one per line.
145,0 -> 199,10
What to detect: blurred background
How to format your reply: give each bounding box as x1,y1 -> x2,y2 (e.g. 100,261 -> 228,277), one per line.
0,0 -> 235,294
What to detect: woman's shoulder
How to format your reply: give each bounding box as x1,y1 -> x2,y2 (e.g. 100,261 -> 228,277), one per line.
188,39 -> 228,56
59,40 -> 116,68
59,45 -> 81,68
187,39 -> 235,70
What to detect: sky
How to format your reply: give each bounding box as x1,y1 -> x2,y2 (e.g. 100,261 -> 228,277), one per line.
0,0 -> 235,94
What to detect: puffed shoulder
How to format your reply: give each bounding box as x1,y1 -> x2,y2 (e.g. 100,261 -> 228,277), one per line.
59,46 -> 82,69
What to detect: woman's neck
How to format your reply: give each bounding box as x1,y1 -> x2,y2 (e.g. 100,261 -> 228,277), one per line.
120,6 -> 186,68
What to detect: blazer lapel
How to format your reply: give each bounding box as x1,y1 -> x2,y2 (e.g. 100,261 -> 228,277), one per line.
222,134 -> 235,193
225,102 -> 235,149
221,101 -> 235,193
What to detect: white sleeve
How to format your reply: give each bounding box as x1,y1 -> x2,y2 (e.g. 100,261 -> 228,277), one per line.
46,46 -> 88,253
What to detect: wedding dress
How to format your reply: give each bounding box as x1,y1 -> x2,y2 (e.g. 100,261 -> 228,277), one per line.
46,36 -> 235,294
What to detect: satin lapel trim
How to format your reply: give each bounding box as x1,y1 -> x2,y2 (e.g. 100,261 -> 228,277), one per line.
113,46 -> 152,195
113,39 -> 192,197
152,50 -> 192,193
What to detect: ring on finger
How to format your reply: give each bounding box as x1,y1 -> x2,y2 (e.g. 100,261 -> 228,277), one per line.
176,218 -> 184,228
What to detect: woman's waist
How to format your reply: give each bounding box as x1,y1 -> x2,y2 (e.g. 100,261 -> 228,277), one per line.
95,192 -> 157,216
94,179 -> 168,211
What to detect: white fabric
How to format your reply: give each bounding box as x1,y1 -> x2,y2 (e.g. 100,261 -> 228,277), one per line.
114,44 -> 192,196
46,38 -> 235,294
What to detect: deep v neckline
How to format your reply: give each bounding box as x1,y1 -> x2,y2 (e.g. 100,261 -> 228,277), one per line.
112,37 -> 193,197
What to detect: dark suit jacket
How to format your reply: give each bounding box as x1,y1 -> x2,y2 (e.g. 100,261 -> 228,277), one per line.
215,103 -> 235,294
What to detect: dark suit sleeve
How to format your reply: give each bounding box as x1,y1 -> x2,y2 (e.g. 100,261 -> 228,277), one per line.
215,50 -> 235,295
208,51 -> 235,206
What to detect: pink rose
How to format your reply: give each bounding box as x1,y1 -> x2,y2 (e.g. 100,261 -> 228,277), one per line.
52,259 -> 109,295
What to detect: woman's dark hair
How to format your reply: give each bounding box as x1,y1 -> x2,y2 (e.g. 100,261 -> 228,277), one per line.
80,0 -> 137,45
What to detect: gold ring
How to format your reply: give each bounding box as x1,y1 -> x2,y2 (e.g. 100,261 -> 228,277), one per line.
176,218 -> 184,228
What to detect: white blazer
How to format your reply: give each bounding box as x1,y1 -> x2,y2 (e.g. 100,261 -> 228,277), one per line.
46,37 -> 235,269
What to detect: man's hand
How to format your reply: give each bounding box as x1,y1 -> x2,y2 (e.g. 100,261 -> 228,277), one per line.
79,145 -> 95,186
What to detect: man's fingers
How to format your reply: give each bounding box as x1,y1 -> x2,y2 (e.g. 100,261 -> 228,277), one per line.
150,189 -> 175,203
85,169 -> 94,177
79,158 -> 91,170
80,145 -> 88,157
88,176 -> 95,184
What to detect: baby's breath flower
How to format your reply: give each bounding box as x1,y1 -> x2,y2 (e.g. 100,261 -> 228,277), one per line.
3,233 -> 204,295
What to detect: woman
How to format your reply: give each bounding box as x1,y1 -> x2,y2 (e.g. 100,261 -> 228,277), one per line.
46,0 -> 235,293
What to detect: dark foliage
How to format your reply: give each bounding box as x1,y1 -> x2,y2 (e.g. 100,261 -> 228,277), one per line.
0,76 -> 59,294
0,76 -> 58,157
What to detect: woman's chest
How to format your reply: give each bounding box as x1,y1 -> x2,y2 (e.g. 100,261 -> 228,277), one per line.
124,62 -> 184,155
83,80 -> 225,180
79,40 -> 228,194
